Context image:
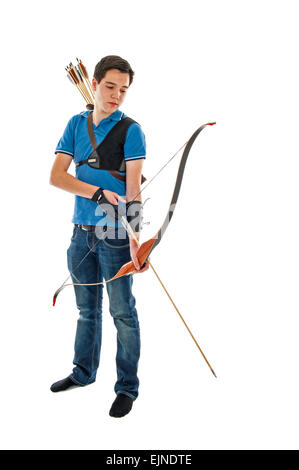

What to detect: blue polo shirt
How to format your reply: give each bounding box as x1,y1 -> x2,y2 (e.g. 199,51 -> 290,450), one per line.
55,109 -> 146,226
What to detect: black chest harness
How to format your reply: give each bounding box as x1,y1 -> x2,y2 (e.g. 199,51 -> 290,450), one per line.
76,112 -> 146,184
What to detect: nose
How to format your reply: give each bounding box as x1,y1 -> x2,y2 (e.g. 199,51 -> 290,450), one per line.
111,89 -> 121,100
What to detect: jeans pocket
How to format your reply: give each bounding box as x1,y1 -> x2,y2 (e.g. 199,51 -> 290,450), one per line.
102,226 -> 130,249
103,235 -> 130,249
70,225 -> 79,242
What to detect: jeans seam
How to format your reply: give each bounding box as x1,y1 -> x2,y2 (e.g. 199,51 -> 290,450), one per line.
91,261 -> 100,375
86,230 -> 91,250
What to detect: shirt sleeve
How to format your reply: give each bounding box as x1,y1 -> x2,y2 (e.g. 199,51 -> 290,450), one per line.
55,116 -> 76,157
124,122 -> 146,161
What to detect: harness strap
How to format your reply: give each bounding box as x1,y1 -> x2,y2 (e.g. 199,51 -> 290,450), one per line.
86,112 -> 126,182
87,112 -> 98,150
78,111 -> 146,184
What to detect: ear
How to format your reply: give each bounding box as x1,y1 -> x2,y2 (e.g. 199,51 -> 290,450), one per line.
91,77 -> 98,92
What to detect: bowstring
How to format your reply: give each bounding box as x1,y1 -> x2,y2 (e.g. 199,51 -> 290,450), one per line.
132,139 -> 188,202
57,234 -> 102,291
55,140 -> 188,291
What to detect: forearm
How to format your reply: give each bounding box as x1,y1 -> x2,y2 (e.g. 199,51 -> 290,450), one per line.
126,184 -> 141,204
50,171 -> 99,199
125,183 -> 148,272
126,184 -> 142,242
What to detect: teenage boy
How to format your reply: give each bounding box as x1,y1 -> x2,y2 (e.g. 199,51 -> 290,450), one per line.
50,55 -> 148,418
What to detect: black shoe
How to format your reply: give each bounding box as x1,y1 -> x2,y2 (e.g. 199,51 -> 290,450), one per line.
50,376 -> 78,392
109,394 -> 134,417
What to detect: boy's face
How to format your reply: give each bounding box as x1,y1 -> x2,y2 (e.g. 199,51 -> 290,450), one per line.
92,69 -> 130,114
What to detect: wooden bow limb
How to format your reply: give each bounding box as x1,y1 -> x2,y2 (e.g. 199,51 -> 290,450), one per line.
121,217 -> 217,378
52,231 -> 156,306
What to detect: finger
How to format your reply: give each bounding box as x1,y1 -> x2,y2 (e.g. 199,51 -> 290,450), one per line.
138,265 -> 149,273
107,193 -> 118,205
139,262 -> 149,273
133,263 -> 149,274
132,255 -> 140,271
116,194 -> 126,203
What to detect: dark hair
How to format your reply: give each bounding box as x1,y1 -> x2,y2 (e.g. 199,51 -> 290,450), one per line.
93,55 -> 135,86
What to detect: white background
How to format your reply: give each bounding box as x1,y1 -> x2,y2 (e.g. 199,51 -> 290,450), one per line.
0,0 -> 298,450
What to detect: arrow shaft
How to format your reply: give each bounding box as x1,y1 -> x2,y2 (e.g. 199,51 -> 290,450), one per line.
77,59 -> 95,100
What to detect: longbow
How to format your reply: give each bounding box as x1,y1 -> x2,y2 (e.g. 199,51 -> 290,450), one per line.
53,122 -> 217,376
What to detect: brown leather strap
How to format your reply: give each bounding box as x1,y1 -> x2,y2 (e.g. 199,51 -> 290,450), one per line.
108,171 -> 126,182
87,112 -> 98,150
109,171 -> 146,184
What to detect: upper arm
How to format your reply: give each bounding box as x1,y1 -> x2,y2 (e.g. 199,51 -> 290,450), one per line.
124,122 -> 146,199
51,115 -> 76,183
55,115 -> 76,157
124,122 -> 146,162
126,159 -> 144,198
126,159 -> 144,181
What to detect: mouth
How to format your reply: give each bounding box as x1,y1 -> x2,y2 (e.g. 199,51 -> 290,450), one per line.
108,102 -> 118,106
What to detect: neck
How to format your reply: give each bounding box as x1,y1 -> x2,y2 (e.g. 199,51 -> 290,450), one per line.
92,105 -> 115,126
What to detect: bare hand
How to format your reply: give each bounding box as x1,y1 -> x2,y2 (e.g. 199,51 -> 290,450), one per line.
103,189 -> 126,205
129,237 -> 150,274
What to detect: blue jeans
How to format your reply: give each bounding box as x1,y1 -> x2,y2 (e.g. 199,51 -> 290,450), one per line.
66,225 -> 140,400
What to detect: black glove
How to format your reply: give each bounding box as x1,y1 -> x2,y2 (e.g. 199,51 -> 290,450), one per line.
91,187 -> 104,203
126,200 -> 143,232
91,187 -> 123,220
